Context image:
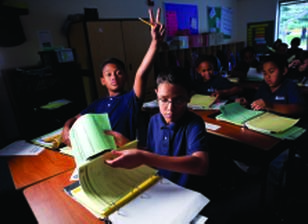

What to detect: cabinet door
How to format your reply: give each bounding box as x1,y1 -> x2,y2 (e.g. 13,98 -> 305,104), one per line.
87,21 -> 125,98
121,20 -> 154,97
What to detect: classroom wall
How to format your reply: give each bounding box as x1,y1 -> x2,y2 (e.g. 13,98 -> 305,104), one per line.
0,0 -> 276,144
236,0 -> 278,42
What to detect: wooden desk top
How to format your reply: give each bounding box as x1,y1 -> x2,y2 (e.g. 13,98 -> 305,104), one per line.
193,110 -> 282,151
8,149 -> 75,190
23,170 -> 103,224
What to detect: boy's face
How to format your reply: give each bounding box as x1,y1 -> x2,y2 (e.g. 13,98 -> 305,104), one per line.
100,63 -> 126,94
155,82 -> 189,124
196,61 -> 214,81
262,62 -> 284,88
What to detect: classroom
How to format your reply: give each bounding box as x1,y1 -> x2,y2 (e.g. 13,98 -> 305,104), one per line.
0,0 -> 308,223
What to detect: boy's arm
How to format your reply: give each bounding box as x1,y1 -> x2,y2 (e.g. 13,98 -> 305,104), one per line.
106,149 -> 209,176
134,8 -> 165,100
61,114 -> 81,146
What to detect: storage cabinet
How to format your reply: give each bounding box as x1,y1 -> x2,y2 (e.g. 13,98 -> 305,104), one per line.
67,19 -> 156,102
3,62 -> 87,139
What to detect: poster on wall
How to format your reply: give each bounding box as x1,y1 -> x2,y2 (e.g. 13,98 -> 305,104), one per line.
208,6 -> 232,39
247,21 -> 274,54
164,3 -> 198,39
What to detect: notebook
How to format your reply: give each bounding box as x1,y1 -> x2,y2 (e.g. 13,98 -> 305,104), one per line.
216,102 -> 305,140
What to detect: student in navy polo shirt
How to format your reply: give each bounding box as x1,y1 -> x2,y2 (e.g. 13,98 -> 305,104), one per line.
235,54 -> 307,209
61,8 -> 165,146
105,67 -> 209,192
237,53 -> 306,117
192,54 -> 242,101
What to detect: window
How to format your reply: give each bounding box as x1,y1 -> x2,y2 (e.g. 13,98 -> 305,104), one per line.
276,0 -> 308,50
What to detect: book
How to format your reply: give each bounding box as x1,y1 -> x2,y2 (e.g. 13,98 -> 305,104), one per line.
65,113 -> 210,223
216,102 -> 305,140
64,159 -> 209,223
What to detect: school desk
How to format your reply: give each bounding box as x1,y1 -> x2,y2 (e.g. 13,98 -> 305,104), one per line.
22,111 -> 296,222
23,169 -> 104,224
8,148 -> 75,190
194,109 -> 296,206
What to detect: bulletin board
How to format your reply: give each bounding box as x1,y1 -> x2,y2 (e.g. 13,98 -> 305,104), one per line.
247,21 -> 274,54
208,6 -> 232,39
164,3 -> 198,39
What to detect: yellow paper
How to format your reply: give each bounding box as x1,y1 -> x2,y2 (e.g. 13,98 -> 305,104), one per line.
245,112 -> 299,133
78,151 -> 157,218
188,94 -> 217,109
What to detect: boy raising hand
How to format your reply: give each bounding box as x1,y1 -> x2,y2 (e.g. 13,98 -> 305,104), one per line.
62,8 -> 165,146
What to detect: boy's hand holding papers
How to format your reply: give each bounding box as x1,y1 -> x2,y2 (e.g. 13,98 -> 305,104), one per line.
65,113 -> 210,223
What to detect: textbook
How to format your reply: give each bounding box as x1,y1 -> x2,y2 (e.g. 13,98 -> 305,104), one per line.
216,102 -> 305,140
65,113 -> 210,223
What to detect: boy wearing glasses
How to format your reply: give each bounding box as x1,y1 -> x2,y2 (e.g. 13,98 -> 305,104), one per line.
105,67 -> 209,192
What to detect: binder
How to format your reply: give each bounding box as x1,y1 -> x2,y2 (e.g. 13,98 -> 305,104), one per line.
64,113 -> 210,223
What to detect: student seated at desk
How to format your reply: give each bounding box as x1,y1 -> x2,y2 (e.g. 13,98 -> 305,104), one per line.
61,8 -> 165,146
105,67 -> 210,194
235,54 -> 307,206
236,53 -> 306,118
192,54 -> 242,101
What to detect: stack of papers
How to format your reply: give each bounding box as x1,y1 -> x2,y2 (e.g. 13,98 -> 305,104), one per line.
216,102 -> 305,140
0,140 -> 44,156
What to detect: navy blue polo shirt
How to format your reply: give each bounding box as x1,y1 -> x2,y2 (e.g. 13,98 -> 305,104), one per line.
80,90 -> 141,140
255,79 -> 305,104
146,110 -> 208,188
193,75 -> 238,95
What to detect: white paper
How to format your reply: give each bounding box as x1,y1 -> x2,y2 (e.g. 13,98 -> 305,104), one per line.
205,122 -> 221,131
246,67 -> 263,81
0,140 -> 44,156
109,178 -> 210,224
142,99 -> 158,108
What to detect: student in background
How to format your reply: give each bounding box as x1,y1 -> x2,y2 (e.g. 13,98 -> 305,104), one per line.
105,67 -> 209,193
61,8 -> 165,146
286,37 -> 304,81
236,53 -> 306,118
192,54 -> 242,101
287,37 -> 304,62
235,54 -> 307,208
231,46 -> 261,81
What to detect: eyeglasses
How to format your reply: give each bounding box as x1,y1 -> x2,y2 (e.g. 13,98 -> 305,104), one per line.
158,98 -> 188,107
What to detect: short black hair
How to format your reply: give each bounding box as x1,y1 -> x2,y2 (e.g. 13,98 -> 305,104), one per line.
156,67 -> 192,93
194,54 -> 216,69
100,57 -> 126,77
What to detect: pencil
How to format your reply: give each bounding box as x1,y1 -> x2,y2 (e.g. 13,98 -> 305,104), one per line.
138,17 -> 154,27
